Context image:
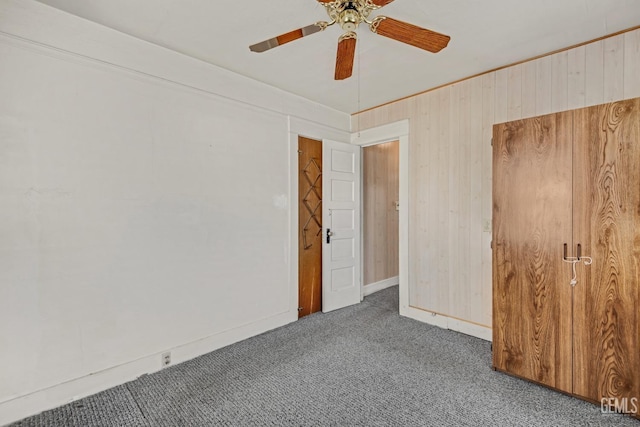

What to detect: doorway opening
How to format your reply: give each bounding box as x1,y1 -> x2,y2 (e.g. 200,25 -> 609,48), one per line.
362,140 -> 400,300
294,120 -> 408,319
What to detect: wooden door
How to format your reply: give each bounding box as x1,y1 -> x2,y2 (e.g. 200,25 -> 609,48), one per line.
572,99 -> 640,408
492,112 -> 574,392
298,136 -> 322,318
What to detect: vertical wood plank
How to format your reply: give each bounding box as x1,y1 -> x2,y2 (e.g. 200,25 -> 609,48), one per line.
494,68 -> 508,124
423,91 -> 442,313
585,40 -> 605,107
436,86 -> 451,312
551,51 -> 569,113
521,60 -> 537,119
447,83 -> 461,316
453,80 -> 471,319
481,72 -> 495,327
468,76 -> 485,323
603,35 -> 625,102
413,91 -> 437,309
624,29 -> 640,99
536,55 -> 553,116
409,93 -> 430,306
568,45 -> 586,110
507,64 -> 523,121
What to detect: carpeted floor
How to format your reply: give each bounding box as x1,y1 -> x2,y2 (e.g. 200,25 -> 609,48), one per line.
10,286 -> 638,426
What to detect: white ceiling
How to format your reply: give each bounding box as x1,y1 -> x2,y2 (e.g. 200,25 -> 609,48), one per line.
35,0 -> 640,114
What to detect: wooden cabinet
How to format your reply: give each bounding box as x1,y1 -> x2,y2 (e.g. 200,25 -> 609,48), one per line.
492,98 -> 640,415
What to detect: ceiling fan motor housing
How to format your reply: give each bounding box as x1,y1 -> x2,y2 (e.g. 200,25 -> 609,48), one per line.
340,2 -> 361,31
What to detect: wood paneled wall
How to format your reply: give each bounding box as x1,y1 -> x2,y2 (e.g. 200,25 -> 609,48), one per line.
353,28 -> 640,329
363,141 -> 399,285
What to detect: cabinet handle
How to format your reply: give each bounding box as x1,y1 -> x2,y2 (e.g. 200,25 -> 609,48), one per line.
577,243 -> 581,260
563,243 -> 568,260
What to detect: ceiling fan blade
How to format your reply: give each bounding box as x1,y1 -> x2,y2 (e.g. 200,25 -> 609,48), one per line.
335,33 -> 357,80
371,0 -> 395,6
250,22 -> 328,53
318,0 -> 394,6
371,17 -> 450,53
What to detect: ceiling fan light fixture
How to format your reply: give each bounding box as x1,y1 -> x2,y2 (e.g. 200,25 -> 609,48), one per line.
338,2 -> 362,31
340,8 -> 360,31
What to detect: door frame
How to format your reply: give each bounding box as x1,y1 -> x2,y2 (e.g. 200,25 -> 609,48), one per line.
289,117 -> 409,316
352,120 -> 409,314
288,117 -> 351,319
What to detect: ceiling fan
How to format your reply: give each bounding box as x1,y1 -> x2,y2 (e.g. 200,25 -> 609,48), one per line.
249,0 -> 451,80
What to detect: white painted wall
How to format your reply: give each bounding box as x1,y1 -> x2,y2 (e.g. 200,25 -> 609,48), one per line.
353,27 -> 640,341
0,1 -> 350,424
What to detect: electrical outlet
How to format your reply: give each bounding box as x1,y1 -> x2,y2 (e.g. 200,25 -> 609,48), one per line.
162,352 -> 171,367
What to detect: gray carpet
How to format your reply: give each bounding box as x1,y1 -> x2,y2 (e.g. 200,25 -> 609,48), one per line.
10,286 -> 638,426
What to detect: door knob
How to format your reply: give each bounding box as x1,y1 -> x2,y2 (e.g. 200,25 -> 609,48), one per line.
326,228 -> 334,244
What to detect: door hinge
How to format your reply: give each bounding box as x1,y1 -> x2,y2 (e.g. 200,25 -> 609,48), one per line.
491,138 -> 493,146
490,240 -> 493,249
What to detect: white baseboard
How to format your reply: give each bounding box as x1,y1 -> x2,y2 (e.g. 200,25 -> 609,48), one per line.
0,310 -> 297,427
363,276 -> 399,297
400,305 -> 492,342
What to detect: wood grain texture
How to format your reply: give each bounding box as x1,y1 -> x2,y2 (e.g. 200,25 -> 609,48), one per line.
492,112 -> 573,391
352,28 -> 640,331
468,78 -> 485,322
363,141 -> 399,285
481,73 -> 495,326
624,31 -> 640,98
276,28 -> 304,46
453,80 -> 471,319
375,18 -> 450,53
585,40 -> 605,107
535,55 -> 553,116
604,35 -> 625,102
371,0 -> 395,6
522,60 -> 537,119
335,36 -> 356,80
507,64 -> 522,121
567,46 -> 586,110
298,137 -> 323,318
551,51 -> 569,113
445,83 -> 461,313
572,98 -> 640,405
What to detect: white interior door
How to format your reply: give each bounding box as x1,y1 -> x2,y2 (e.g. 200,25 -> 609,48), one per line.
322,139 -> 361,313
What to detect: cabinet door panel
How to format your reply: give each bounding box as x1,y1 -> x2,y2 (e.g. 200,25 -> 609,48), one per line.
573,98 -> 640,405
493,112 -> 574,391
